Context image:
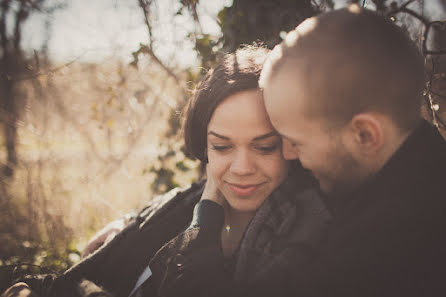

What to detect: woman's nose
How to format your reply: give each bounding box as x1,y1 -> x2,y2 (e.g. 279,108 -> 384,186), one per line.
229,150 -> 256,175
282,139 -> 299,160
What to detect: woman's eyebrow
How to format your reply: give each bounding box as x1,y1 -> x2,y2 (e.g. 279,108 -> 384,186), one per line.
208,131 -> 230,140
253,131 -> 277,141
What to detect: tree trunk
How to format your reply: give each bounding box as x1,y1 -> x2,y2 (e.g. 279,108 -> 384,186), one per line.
220,0 -> 319,52
0,51 -> 19,177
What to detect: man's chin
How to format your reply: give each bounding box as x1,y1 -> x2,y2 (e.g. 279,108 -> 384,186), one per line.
311,173 -> 345,195
318,181 -> 332,195
318,179 -> 357,199
316,178 -> 339,196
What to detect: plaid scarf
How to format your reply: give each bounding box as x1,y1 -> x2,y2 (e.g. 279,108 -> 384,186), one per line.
234,176 -> 331,283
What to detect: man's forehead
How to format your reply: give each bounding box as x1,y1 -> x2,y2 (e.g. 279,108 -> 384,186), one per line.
266,63 -> 308,101
264,74 -> 306,122
263,68 -> 295,107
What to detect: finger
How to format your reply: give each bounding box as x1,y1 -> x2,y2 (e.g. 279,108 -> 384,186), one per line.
201,166 -> 225,206
1,283 -> 38,297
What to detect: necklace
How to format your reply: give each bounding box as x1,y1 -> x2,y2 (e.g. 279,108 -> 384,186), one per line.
225,224 -> 231,233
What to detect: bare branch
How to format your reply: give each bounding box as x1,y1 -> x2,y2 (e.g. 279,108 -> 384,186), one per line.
13,0 -> 29,52
388,2 -> 428,25
138,0 -> 154,49
15,50 -> 88,81
0,0 -> 10,51
48,84 -> 107,163
187,1 -> 203,35
133,0 -> 188,91
102,81 -> 167,178
388,1 -> 446,56
387,0 -> 446,132
132,43 -> 185,90
423,21 -> 446,56
424,57 -> 446,130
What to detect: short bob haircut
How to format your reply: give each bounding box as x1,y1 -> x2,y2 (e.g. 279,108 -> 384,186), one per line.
184,45 -> 269,162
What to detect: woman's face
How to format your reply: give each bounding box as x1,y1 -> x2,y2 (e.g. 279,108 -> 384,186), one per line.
207,89 -> 289,213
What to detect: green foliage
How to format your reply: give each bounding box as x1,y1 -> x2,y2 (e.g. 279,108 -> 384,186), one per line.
150,167 -> 179,193
175,160 -> 189,172
0,243 -> 80,292
0,201 -> 79,292
194,34 -> 220,72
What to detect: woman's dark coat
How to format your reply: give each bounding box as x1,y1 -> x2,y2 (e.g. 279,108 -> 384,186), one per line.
18,169 -> 330,297
21,182 -> 205,297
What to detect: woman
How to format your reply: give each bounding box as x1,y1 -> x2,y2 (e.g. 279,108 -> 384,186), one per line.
2,46 -> 328,297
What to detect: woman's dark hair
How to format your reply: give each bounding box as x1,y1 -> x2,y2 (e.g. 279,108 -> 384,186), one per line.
183,45 -> 315,189
184,45 -> 269,162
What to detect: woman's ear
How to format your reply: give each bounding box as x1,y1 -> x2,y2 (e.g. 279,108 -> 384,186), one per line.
350,113 -> 384,155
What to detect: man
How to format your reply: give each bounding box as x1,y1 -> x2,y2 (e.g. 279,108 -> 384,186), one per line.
260,4 -> 446,297
137,6 -> 446,297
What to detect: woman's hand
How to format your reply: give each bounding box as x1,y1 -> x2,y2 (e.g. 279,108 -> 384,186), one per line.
200,165 -> 225,207
81,217 -> 128,258
1,283 -> 38,297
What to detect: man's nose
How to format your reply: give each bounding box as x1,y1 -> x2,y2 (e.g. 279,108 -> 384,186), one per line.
230,150 -> 256,175
282,139 -> 299,160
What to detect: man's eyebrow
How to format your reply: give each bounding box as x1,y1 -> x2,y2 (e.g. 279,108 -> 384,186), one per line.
208,131 -> 230,140
253,131 -> 278,141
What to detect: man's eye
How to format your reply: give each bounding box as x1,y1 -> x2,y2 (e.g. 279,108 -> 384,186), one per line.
210,144 -> 231,152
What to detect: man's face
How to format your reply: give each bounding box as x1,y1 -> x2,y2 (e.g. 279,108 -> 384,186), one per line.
263,68 -> 362,195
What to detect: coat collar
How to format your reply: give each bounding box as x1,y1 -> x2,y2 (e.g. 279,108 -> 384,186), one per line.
324,119 -> 446,219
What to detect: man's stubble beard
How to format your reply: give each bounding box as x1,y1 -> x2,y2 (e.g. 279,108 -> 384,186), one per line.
319,135 -> 363,198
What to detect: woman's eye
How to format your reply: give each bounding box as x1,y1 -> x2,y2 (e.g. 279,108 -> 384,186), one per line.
255,144 -> 279,154
210,144 -> 231,152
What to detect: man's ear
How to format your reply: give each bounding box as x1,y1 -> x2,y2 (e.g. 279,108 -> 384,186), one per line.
350,113 -> 384,155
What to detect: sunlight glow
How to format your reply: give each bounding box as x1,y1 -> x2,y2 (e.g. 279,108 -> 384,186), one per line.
348,3 -> 361,14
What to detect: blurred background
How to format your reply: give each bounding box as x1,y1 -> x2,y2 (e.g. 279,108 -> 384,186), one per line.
0,0 -> 445,289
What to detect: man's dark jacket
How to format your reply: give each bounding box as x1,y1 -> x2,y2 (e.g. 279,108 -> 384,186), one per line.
275,120 -> 446,296
151,120 -> 446,297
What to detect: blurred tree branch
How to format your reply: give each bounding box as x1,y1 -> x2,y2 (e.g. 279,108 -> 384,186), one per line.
131,43 -> 184,89
133,0 -> 186,91
0,0 -> 64,178
387,0 -> 446,130
138,0 -> 154,49
15,50 -> 88,81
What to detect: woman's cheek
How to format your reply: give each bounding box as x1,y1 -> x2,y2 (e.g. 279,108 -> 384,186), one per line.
264,152 -> 289,183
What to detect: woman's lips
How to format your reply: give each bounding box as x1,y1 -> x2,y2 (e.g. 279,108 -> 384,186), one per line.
227,183 -> 263,196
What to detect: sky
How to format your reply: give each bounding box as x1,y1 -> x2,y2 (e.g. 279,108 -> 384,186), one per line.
23,0 -> 231,68
21,0 -> 445,69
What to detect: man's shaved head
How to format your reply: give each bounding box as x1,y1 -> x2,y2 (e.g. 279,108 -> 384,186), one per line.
260,4 -> 425,131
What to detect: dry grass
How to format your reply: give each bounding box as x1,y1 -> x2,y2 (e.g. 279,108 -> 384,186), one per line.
0,58 -> 200,267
